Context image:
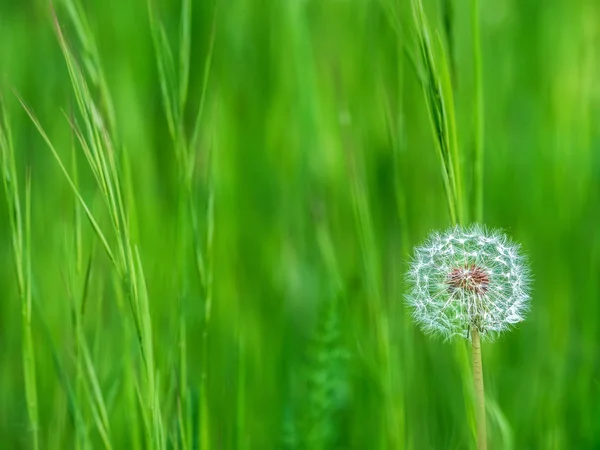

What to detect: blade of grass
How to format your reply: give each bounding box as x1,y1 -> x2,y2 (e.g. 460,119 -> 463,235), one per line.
199,142 -> 215,450
379,0 -> 425,88
23,169 -> 39,450
27,7 -> 164,446
409,2 -> 479,448
435,33 -> 465,224
147,0 -> 179,149
135,247 -> 164,449
236,333 -> 247,450
0,96 -> 40,450
59,0 -> 118,139
411,0 -> 466,224
189,1 -> 218,167
471,0 -> 484,222
80,338 -> 113,448
178,0 -> 192,117
15,92 -> 116,268
412,0 -> 458,224
37,301 -> 90,446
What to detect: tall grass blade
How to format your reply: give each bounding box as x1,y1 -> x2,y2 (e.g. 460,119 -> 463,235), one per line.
0,96 -> 40,450
15,93 -> 116,267
178,0 -> 192,117
471,0 -> 484,223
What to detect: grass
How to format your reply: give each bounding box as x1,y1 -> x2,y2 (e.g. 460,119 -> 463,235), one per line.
1,93 -> 38,450
1,0 -> 600,448
405,0 -> 487,447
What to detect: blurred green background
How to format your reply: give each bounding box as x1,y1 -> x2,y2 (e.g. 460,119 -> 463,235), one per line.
1,0 -> 599,448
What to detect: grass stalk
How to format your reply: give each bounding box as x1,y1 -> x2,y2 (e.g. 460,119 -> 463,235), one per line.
471,328 -> 487,450
18,7 -> 165,446
147,2 -> 218,446
236,334 -> 247,450
23,171 -> 39,450
0,96 -> 39,450
411,0 -> 464,225
471,0 -> 484,222
408,2 -> 487,448
199,158 -> 215,449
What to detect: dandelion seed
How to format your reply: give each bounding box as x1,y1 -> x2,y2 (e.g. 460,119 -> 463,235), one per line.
406,224 -> 531,341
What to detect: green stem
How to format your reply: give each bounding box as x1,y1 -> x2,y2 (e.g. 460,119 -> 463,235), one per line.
471,328 -> 487,450
471,0 -> 484,222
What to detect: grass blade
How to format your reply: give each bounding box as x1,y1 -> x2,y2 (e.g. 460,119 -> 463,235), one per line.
0,96 -> 39,450
15,92 -> 116,267
471,0 -> 484,222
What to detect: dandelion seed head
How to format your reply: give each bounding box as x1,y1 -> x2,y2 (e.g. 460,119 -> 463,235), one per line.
405,224 -> 531,341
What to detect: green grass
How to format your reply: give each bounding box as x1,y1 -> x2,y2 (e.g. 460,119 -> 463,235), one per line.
1,0 -> 600,448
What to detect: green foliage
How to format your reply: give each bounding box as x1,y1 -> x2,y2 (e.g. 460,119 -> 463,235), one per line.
0,0 -> 599,449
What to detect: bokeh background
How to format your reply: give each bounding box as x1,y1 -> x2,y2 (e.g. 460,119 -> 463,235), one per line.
1,0 -> 599,448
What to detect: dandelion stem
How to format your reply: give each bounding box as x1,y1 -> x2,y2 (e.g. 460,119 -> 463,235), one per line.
471,327 -> 487,450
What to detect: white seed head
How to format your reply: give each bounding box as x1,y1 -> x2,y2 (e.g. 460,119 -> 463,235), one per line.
406,224 -> 531,341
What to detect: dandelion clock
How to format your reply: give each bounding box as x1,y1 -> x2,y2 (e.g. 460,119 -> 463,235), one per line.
406,224 -> 531,340
406,224 -> 531,450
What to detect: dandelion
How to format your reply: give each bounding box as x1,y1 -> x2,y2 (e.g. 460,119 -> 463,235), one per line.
406,224 -> 531,450
406,224 -> 531,341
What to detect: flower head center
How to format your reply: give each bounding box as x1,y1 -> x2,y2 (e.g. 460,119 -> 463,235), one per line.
446,264 -> 489,295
